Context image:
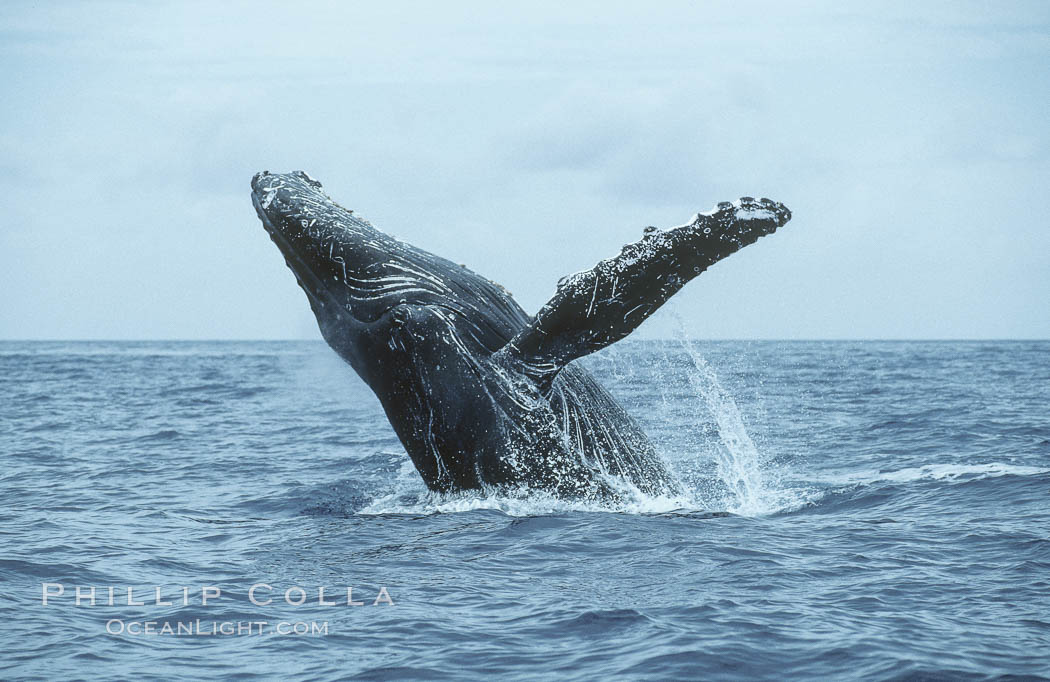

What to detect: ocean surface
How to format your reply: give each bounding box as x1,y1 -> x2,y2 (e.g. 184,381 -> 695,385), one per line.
1,339 -> 1048,680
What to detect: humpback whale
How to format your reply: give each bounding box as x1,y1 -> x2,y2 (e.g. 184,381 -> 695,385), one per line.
251,171 -> 790,499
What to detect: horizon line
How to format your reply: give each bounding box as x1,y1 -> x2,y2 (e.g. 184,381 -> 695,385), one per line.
1,337 -> 1048,343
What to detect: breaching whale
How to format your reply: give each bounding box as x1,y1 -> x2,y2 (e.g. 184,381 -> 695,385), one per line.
251,171 -> 790,499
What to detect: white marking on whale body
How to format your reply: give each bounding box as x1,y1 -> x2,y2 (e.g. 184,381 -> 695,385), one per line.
736,207 -> 775,221
385,261 -> 452,293
586,278 -> 599,317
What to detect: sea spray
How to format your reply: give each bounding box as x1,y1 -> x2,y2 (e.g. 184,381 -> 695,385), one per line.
662,311 -> 807,515
675,339 -> 781,515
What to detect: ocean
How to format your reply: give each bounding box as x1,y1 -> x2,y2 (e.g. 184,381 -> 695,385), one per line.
1,340 -> 1048,680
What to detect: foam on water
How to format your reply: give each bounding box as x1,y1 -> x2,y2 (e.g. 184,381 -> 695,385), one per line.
360,489 -> 699,517
816,462 -> 1050,486
359,460 -> 697,516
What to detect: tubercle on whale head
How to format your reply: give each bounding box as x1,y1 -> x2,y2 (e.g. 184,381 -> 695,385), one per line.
251,169 -> 321,192
250,170 -> 335,222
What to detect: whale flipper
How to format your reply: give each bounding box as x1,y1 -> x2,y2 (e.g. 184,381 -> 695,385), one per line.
495,197 -> 791,389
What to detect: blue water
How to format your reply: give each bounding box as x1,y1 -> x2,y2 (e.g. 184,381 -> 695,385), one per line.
2,340 -> 1048,680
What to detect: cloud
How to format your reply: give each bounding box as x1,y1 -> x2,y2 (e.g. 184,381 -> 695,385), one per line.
1,0 -> 1048,338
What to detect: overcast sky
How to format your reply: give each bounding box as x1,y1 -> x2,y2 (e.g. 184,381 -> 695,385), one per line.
1,1 -> 1047,339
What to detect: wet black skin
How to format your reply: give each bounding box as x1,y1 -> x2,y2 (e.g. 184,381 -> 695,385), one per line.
251,171 -> 790,498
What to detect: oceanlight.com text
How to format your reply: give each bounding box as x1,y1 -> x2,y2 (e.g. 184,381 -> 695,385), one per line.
105,619 -> 330,636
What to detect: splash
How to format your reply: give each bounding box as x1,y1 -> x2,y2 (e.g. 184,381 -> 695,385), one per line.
670,337 -> 798,515
358,460 -> 696,516
359,489 -> 697,517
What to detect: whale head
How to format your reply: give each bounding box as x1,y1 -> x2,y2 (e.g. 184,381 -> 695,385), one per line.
251,170 -> 388,322
251,171 -> 526,377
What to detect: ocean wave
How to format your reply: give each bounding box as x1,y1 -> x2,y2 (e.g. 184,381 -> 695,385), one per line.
814,462 -> 1050,487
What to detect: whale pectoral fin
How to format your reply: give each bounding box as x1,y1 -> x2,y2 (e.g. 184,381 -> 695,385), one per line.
494,197 -> 791,389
